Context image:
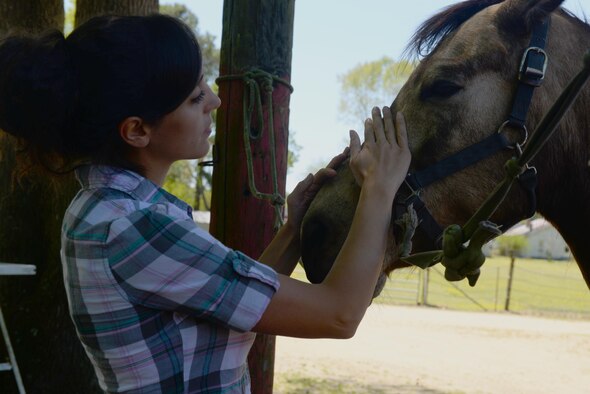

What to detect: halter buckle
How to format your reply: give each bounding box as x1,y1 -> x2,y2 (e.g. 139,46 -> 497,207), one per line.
519,47 -> 548,87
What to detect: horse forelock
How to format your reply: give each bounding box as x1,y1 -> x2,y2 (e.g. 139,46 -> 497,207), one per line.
405,0 -> 504,60
406,0 -> 589,61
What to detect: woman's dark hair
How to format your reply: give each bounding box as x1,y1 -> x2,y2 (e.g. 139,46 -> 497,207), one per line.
0,14 -> 202,172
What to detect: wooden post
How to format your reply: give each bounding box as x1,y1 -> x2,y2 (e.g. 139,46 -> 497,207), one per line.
210,1 -> 295,393
75,0 -> 158,26
421,269 -> 429,305
505,254 -> 516,311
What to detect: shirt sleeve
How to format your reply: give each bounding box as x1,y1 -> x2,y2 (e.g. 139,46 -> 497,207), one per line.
105,204 -> 280,332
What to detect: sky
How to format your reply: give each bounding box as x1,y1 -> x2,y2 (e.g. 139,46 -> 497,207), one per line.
161,0 -> 590,191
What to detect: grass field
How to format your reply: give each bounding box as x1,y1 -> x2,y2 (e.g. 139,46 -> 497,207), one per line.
293,257 -> 590,319
382,256 -> 590,319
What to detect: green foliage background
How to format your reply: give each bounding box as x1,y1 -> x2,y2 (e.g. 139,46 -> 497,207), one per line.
339,57 -> 415,127
496,235 -> 529,257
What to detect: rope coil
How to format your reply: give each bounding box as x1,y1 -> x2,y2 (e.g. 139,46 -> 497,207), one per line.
216,69 -> 294,229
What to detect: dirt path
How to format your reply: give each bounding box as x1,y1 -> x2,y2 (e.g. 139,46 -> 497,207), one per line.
274,305 -> 590,393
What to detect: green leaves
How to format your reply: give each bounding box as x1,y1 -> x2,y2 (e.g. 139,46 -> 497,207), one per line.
338,57 -> 415,127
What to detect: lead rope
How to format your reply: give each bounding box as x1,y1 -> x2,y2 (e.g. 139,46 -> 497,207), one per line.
216,70 -> 294,230
403,51 -> 590,286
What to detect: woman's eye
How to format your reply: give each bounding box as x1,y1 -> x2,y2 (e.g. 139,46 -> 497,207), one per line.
191,91 -> 206,104
420,80 -> 463,100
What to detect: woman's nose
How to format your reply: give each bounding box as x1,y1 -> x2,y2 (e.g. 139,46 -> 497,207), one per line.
206,85 -> 221,112
209,94 -> 221,112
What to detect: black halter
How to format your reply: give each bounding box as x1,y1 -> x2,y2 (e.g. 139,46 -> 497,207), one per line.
394,17 -> 550,250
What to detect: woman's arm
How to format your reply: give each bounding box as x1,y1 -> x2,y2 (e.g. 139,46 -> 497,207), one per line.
253,107 -> 411,339
257,221 -> 300,276
259,149 -> 349,275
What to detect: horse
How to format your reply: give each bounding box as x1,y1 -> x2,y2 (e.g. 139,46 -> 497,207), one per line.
300,0 -> 590,296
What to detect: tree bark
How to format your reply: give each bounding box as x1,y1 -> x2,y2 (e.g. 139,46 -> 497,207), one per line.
0,0 -> 63,34
0,2 -> 93,393
0,1 -> 157,393
75,0 -> 158,27
211,1 -> 295,392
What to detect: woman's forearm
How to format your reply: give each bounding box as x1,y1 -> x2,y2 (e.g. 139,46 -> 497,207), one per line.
320,181 -> 393,325
258,221 -> 301,275
252,181 -> 396,339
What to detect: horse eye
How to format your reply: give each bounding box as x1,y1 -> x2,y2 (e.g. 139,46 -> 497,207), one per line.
421,80 -> 463,100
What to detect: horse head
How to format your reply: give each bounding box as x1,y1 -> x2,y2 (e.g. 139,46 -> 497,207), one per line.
301,0 -> 590,295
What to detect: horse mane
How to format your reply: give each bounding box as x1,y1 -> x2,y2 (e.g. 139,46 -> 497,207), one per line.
405,0 -> 590,59
406,0 -> 503,58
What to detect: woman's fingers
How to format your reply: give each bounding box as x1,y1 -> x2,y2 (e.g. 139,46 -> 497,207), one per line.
326,146 -> 349,170
395,112 -> 409,149
363,117 -> 375,146
290,173 -> 314,198
382,106 -> 395,145
349,129 -> 361,157
312,167 -> 337,187
371,106 -> 386,143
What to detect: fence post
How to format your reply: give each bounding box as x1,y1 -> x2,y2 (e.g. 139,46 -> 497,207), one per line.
505,255 -> 516,311
421,269 -> 429,306
494,267 -> 500,311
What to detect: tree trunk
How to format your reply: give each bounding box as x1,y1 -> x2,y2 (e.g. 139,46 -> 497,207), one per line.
211,1 -> 295,392
0,1 -> 158,393
0,2 -> 93,393
75,0 -> 158,27
0,0 -> 63,34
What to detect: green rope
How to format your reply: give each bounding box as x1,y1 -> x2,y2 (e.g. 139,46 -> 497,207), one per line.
403,51 -> 590,286
216,69 -> 294,229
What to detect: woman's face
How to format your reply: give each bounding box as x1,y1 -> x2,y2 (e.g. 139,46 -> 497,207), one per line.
148,75 -> 221,163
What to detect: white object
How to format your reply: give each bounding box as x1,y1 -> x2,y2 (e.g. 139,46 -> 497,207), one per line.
0,262 -> 36,394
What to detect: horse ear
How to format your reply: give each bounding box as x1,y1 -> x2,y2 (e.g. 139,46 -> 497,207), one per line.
496,0 -> 565,35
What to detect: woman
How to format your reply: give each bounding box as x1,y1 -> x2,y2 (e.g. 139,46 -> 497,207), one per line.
0,14 -> 410,393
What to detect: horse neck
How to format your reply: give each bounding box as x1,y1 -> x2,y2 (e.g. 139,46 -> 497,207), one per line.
533,12 -> 590,284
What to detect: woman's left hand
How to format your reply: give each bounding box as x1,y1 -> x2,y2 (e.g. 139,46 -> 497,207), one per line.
286,147 -> 349,231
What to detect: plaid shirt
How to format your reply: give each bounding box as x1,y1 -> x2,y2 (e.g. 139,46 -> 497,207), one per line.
61,165 -> 279,393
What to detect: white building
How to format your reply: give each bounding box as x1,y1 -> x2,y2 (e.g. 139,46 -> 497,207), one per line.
192,210 -> 211,231
500,218 -> 571,260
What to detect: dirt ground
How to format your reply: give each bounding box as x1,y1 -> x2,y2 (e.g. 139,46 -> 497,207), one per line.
274,305 -> 590,394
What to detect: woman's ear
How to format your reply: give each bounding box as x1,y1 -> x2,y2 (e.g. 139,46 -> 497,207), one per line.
118,116 -> 150,148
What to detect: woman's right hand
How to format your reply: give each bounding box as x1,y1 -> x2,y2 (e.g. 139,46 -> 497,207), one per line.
349,106 -> 411,197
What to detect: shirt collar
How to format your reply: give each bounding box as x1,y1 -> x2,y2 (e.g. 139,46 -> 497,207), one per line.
75,165 -> 193,218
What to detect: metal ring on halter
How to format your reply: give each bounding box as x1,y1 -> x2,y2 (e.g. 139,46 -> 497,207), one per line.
497,120 -> 528,149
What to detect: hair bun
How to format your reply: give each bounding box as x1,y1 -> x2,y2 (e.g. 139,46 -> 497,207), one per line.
0,29 -> 78,155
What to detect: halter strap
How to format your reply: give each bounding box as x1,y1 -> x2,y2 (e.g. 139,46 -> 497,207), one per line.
406,133 -> 510,191
508,18 -> 550,127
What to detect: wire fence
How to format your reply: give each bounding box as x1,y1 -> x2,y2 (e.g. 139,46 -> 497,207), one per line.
291,257 -> 589,319
377,257 -> 590,319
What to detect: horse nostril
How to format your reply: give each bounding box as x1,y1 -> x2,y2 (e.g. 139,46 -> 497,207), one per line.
301,218 -> 333,284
